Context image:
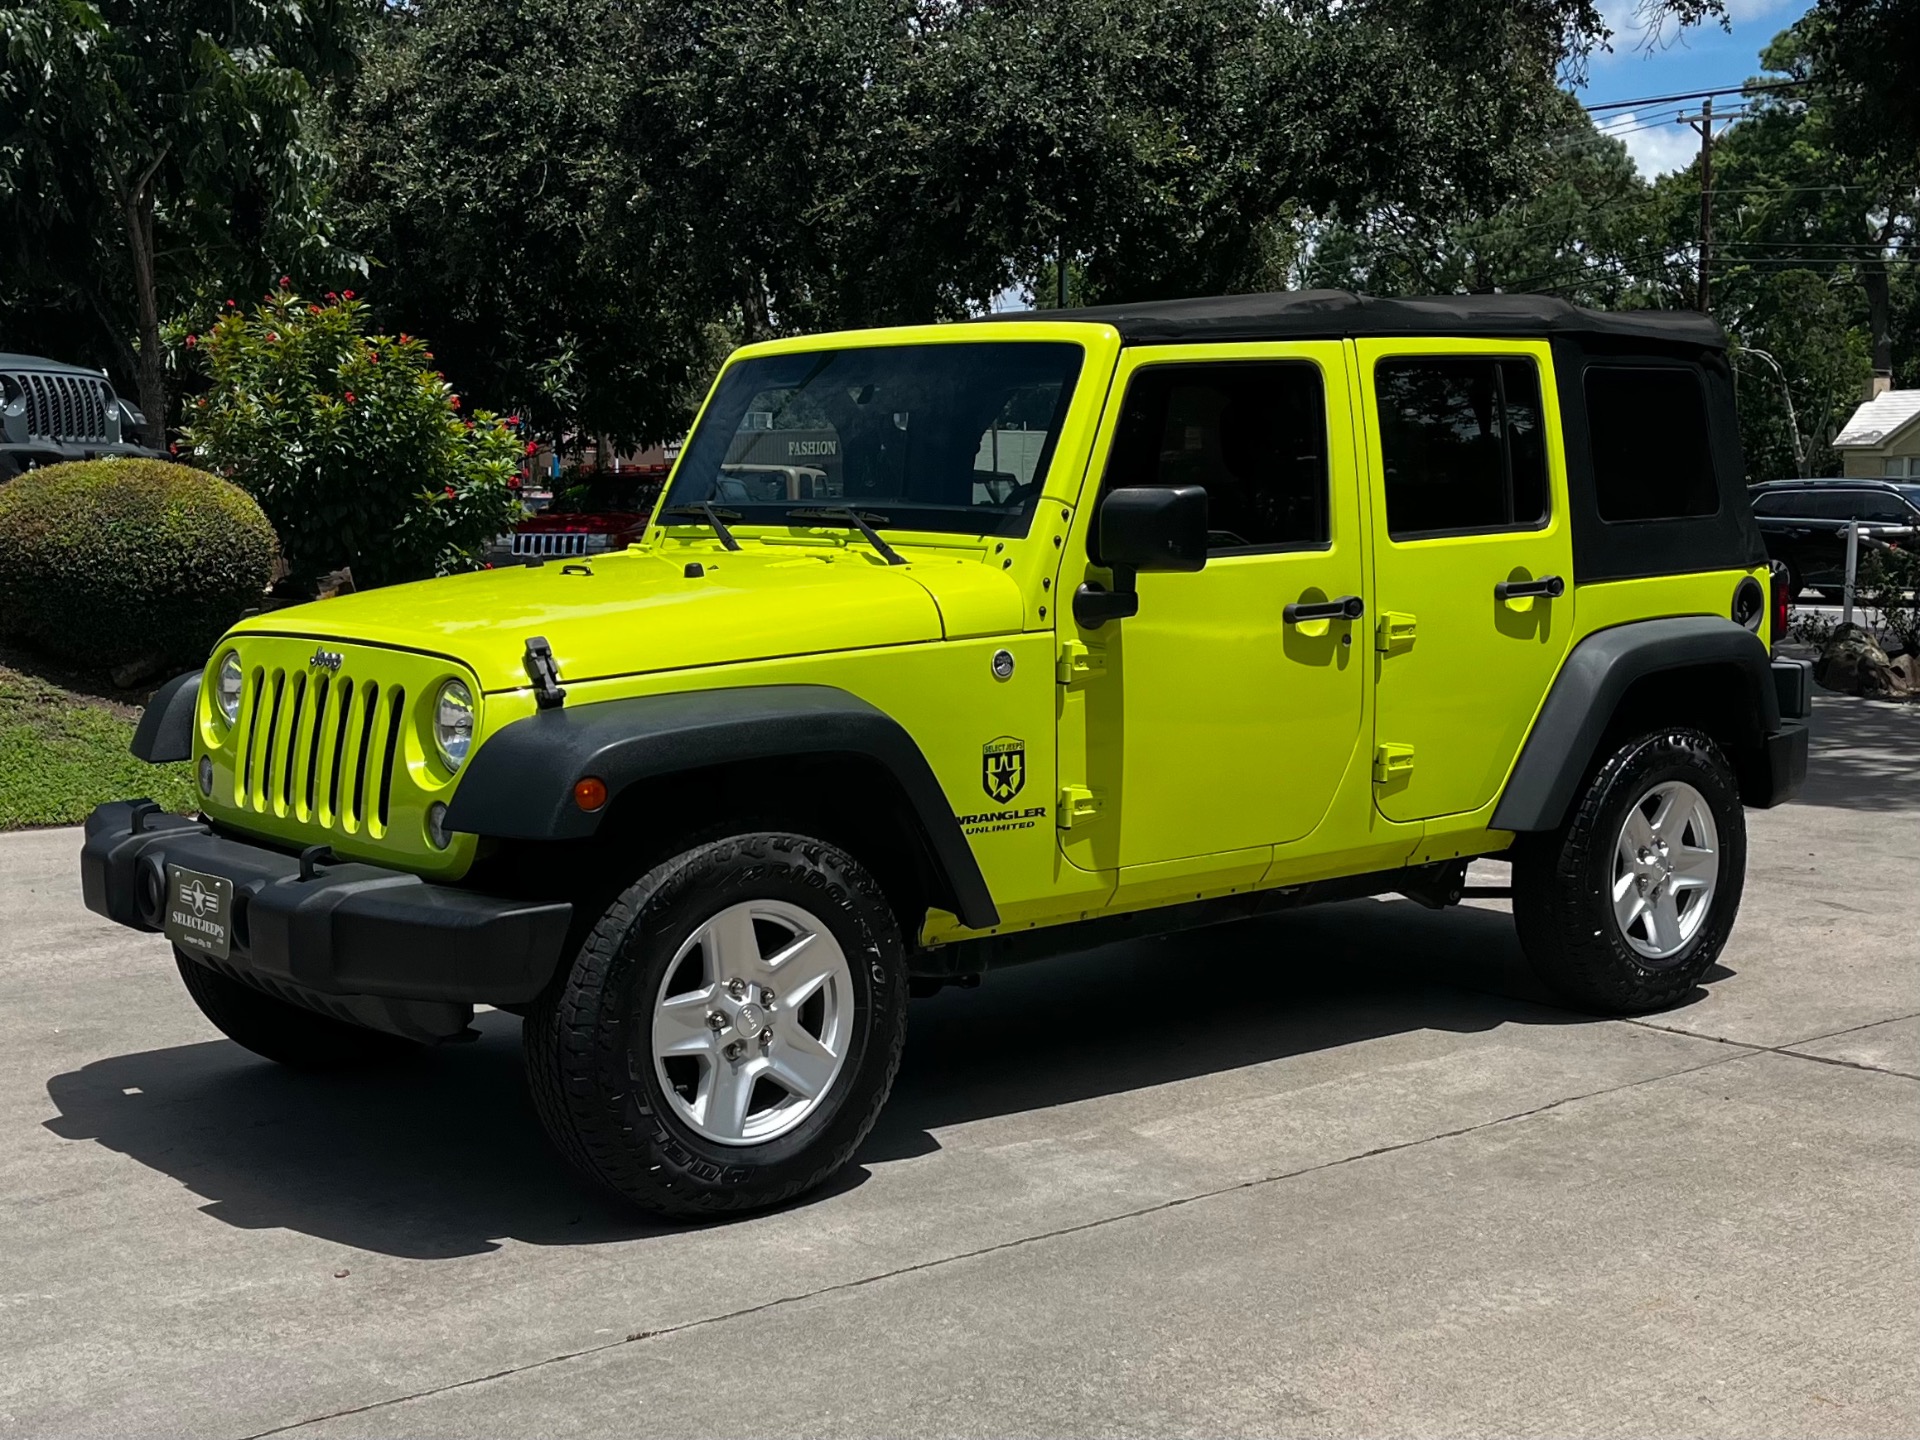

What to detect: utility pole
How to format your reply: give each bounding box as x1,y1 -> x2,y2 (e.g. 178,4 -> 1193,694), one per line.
1680,97 -> 1725,314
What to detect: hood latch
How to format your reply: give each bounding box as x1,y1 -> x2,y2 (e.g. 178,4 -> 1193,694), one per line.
524,636 -> 567,709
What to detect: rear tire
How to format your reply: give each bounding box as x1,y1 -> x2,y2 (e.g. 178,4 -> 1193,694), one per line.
1513,728 -> 1745,1015
525,832 -> 907,1218
174,951 -> 419,1069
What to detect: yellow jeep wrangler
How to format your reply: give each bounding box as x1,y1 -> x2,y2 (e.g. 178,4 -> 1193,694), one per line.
83,291 -> 1810,1216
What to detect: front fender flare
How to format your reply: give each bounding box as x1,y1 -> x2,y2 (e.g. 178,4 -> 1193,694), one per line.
1491,617 -> 1779,833
130,670 -> 201,763
443,684 -> 998,930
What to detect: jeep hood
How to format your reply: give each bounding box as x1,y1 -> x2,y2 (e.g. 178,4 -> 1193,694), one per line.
232,546 -> 1025,692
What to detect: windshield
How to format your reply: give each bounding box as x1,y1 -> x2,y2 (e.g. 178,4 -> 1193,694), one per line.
663,341 -> 1084,538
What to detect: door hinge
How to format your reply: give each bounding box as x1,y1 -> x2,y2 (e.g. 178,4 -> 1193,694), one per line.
1373,744 -> 1416,783
1056,639 -> 1107,684
1375,612 -> 1417,653
1057,784 -> 1104,829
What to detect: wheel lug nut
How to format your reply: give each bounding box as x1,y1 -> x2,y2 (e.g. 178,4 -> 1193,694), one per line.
760,987 -> 775,1007
723,1040 -> 744,1061
706,1011 -> 726,1031
727,978 -> 748,1000
759,1028 -> 774,1051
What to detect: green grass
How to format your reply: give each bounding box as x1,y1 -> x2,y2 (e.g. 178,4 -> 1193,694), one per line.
0,665 -> 197,828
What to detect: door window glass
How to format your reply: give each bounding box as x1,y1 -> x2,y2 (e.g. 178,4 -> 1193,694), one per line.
1584,366 -> 1719,522
1750,491 -> 1795,516
1102,361 -> 1330,552
1375,357 -> 1548,539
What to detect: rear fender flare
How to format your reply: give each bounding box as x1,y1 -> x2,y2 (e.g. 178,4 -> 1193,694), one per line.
442,684 -> 999,930
1491,617 -> 1778,833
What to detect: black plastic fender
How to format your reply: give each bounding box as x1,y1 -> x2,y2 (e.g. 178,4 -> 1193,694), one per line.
1491,617 -> 1782,833
443,684 -> 999,930
130,671 -> 201,763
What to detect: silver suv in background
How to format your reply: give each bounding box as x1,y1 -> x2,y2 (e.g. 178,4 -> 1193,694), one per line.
0,353 -> 163,482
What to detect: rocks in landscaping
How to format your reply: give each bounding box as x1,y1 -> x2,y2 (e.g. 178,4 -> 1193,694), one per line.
1814,624 -> 1913,698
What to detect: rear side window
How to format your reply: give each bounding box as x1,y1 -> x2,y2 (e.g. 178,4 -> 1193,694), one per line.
1750,491 -> 1796,516
1585,366 -> 1719,522
1375,357 -> 1548,539
1847,491 -> 1916,523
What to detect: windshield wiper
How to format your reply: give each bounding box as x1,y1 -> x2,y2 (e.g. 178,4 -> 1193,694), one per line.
786,508 -> 907,567
660,502 -> 743,551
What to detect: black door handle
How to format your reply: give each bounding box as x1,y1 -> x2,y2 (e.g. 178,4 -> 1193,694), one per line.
1494,575 -> 1565,601
1283,594 -> 1365,624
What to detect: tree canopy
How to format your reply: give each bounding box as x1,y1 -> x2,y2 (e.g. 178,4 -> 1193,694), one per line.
0,0 -> 365,440
330,0 -> 1614,447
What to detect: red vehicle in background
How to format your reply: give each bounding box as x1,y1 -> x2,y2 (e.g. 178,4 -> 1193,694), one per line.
501,463 -> 669,561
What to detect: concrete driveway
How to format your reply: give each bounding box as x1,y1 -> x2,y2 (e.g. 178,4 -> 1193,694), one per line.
2,695 -> 1915,1438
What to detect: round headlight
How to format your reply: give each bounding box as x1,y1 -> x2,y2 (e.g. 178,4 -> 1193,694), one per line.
433,679 -> 475,771
215,651 -> 243,725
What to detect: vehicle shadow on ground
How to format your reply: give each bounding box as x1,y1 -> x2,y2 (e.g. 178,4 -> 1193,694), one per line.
43,894 -> 1699,1260
1795,694 -> 1920,812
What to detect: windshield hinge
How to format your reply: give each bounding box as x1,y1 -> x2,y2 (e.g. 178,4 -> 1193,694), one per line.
524,636 -> 567,709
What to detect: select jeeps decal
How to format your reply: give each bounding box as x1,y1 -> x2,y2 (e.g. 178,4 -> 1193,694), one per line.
982,735 -> 1026,804
956,736 -> 1048,837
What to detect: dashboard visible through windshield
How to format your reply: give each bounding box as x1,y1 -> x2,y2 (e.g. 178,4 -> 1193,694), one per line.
662,341 -> 1085,538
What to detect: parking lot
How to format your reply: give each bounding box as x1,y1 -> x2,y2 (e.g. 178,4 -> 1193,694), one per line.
2,694 -> 1914,1439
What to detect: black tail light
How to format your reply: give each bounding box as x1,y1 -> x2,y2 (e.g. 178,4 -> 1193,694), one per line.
1769,563 -> 1790,646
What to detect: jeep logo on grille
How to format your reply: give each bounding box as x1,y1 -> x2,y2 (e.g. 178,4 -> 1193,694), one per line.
308,648 -> 344,672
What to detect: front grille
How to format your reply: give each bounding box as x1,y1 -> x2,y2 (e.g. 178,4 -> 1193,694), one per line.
232,662 -> 407,838
509,530 -> 597,557
7,370 -> 113,443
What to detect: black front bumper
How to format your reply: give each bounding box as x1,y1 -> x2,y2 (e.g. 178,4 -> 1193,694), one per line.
82,802 -> 572,1033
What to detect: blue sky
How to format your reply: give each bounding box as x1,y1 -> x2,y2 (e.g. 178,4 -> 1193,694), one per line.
1577,0 -> 1816,176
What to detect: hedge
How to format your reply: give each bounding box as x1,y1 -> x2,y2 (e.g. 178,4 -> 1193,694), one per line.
0,458 -> 278,670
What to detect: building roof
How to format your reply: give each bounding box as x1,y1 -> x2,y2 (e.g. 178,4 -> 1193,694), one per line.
1833,389 -> 1920,449
981,289 -> 1727,348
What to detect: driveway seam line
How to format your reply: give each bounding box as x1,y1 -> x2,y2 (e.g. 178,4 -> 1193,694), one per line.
237,1047 -> 1752,1439
1624,1013 -> 1920,1082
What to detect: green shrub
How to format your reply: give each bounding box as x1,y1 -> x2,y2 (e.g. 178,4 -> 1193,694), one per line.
181,286 -> 525,590
0,459 -> 278,670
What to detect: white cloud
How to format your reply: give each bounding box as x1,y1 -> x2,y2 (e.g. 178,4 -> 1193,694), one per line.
1597,111 -> 1702,178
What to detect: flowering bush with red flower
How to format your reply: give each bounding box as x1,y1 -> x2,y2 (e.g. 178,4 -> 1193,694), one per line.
181,285 -> 521,591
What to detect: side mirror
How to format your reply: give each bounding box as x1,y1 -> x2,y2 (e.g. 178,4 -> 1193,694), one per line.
1075,485 -> 1208,629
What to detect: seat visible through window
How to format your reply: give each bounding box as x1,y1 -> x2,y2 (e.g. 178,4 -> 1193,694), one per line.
1102,362 -> 1330,551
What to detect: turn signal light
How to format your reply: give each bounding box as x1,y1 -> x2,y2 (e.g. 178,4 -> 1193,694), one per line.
573,776 -> 608,812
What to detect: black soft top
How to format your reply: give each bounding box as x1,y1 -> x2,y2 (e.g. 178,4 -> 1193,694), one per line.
983,289 -> 1726,350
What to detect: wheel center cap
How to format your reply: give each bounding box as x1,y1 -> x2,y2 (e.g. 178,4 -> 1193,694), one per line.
734,1003 -> 766,1039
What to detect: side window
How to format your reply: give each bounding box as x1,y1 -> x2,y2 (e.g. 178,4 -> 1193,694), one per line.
1103,361 -> 1330,552
1750,491 -> 1794,516
1375,357 -> 1548,539
1584,366 -> 1718,522
1808,491 -> 1867,520
1850,491 -> 1912,523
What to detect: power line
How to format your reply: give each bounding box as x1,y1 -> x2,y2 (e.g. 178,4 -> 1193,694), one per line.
1582,79 -> 1811,114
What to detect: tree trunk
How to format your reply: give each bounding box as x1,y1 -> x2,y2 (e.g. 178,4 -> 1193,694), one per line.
122,177 -> 168,449
1861,257 -> 1894,379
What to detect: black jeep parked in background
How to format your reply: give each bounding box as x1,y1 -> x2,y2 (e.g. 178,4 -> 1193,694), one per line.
1749,478 -> 1920,599
0,353 -> 163,482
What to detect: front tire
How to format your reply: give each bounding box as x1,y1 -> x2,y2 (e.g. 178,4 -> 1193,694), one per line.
525,833 -> 907,1217
1513,728 -> 1746,1014
175,951 -> 419,1068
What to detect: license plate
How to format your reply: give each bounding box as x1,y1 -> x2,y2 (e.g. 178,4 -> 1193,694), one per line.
163,865 -> 234,961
